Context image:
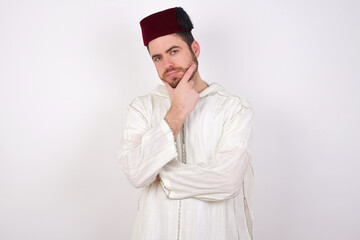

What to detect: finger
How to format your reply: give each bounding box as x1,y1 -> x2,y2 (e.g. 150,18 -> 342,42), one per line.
188,79 -> 195,88
179,64 -> 197,86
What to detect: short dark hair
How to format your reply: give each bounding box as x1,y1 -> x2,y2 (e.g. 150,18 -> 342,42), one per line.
146,32 -> 195,51
176,31 -> 195,49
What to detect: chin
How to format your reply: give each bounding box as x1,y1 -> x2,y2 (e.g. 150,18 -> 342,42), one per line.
169,81 -> 179,88
164,78 -> 180,88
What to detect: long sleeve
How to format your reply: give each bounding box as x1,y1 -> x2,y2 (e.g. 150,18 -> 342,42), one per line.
159,99 -> 253,201
118,98 -> 178,188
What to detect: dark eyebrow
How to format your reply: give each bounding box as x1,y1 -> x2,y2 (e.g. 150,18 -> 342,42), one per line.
151,45 -> 182,60
151,54 -> 161,60
165,45 -> 181,53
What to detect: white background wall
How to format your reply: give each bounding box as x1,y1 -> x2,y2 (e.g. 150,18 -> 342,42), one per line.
1,0 -> 359,239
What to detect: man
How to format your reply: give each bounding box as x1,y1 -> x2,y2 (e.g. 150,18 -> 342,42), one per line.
119,7 -> 253,240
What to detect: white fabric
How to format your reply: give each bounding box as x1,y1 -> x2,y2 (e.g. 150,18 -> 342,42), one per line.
119,83 -> 254,240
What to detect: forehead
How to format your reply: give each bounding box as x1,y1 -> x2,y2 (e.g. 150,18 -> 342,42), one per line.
148,33 -> 186,55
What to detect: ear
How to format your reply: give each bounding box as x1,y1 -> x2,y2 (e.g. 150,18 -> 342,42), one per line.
191,40 -> 200,58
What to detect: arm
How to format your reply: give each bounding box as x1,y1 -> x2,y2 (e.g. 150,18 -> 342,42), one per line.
118,98 -> 178,188
119,65 -> 199,188
163,64 -> 199,138
159,100 -> 253,201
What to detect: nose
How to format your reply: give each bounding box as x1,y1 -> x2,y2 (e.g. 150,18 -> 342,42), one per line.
162,55 -> 174,69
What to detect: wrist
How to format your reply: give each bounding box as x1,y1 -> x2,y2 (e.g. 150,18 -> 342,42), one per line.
167,105 -> 187,122
164,107 -> 186,138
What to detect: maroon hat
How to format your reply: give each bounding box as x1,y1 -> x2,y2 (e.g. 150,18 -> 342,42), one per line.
140,7 -> 193,46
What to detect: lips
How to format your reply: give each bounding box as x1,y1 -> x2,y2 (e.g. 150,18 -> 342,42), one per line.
166,70 -> 179,78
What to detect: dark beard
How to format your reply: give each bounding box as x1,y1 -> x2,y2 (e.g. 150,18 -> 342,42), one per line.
161,52 -> 198,88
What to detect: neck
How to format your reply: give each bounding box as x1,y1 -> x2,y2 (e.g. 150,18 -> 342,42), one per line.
192,71 -> 208,93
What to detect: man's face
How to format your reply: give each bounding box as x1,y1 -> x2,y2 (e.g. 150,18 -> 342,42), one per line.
148,34 -> 198,88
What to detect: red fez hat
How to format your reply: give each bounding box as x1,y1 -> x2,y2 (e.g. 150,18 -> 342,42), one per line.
140,7 -> 193,46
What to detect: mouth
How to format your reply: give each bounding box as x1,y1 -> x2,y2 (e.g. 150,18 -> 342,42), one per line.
166,70 -> 179,78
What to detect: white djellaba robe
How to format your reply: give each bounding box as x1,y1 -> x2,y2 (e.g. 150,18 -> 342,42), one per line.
118,83 -> 254,240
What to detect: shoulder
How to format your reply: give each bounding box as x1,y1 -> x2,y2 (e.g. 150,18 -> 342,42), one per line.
129,85 -> 167,107
215,87 -> 253,127
127,85 -> 169,118
206,83 -> 252,113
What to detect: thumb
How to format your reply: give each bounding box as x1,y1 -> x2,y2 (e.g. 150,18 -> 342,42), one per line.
179,64 -> 197,86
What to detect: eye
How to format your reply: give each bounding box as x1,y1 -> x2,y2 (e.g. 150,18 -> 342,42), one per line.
170,50 -> 178,55
153,56 -> 161,62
